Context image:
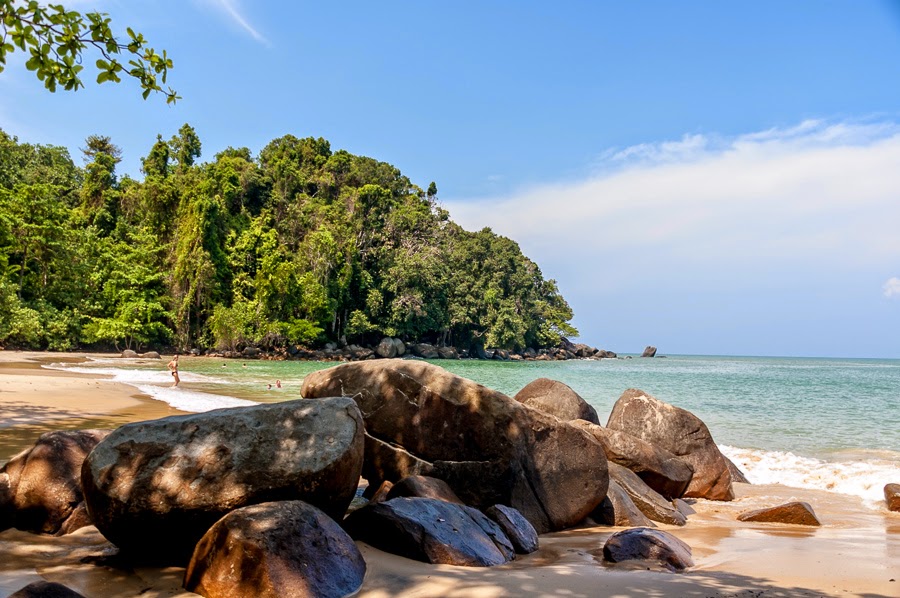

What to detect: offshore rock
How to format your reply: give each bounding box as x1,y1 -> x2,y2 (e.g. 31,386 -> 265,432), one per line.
641,346 -> 657,357
602,527 -> 693,571
344,496 -> 514,566
184,500 -> 365,598
737,501 -> 821,526
301,359 -> 608,533
1,430 -> 109,535
606,389 -> 734,500
514,378 -> 600,424
82,398 -> 364,562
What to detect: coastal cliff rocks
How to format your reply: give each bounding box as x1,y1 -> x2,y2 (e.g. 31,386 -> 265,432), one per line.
386,475 -> 464,504
184,500 -> 366,598
590,479 -> 656,528
484,504 -> 539,554
344,497 -> 515,566
81,397 -> 364,561
607,462 -> 686,526
601,527 -> 694,571
737,501 -> 821,526
0,429 -> 109,535
886,484 -> 900,511
570,420 -> 694,499
513,378 -> 601,424
606,389 -> 735,501
300,359 -> 609,533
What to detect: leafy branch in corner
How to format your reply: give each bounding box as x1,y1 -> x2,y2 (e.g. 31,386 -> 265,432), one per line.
0,1 -> 179,103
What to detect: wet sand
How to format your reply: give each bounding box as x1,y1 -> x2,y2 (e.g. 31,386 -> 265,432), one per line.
1,351 -> 898,597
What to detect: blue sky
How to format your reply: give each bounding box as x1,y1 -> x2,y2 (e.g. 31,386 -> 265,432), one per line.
2,1 -> 899,357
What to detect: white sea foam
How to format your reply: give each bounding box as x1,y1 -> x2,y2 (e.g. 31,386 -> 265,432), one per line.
43,364 -> 228,385
134,385 -> 258,412
720,444 -> 900,507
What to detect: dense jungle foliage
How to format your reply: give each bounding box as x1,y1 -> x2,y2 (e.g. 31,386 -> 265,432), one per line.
0,126 -> 577,352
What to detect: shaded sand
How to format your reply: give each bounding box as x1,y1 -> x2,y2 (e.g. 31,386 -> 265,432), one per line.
1,351 -> 898,597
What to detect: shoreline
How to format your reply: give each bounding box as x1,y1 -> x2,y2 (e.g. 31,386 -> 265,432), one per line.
1,350 -> 898,597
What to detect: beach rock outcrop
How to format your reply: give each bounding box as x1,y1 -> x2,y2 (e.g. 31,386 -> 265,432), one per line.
484,504 -> 539,554
602,527 -> 694,571
737,501 -> 821,526
411,343 -> 439,359
82,397 -> 364,561
386,475 -> 464,504
513,378 -> 600,424
8,581 -> 86,598
606,389 -> 734,501
0,429 -> 109,535
344,497 -> 515,566
607,462 -> 686,526
184,500 -> 366,598
570,420 -> 693,498
886,484 -> 900,512
641,346 -> 657,357
591,479 -> 655,528
301,359 -> 609,533
121,349 -> 138,358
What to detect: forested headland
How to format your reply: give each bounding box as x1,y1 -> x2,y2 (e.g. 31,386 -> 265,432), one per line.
0,126 -> 578,354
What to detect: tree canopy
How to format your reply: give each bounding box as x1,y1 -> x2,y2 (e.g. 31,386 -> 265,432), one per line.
0,127 -> 578,353
0,1 -> 177,102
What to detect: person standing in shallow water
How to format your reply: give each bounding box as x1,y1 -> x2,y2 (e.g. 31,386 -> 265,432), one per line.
167,354 -> 180,388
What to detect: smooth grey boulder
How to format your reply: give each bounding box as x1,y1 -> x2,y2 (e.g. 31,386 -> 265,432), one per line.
886,483 -> 900,512
344,497 -> 514,566
591,479 -> 655,528
1,429 -> 109,535
184,500 -> 366,598
571,420 -> 693,499
121,349 -> 139,358
82,397 -> 364,561
392,337 -> 406,356
737,501 -> 821,526
386,475 -> 464,505
411,343 -> 439,359
301,360 -> 609,533
602,527 -> 693,571
608,462 -> 686,526
375,337 -> 398,358
437,346 -> 459,359
514,378 -> 600,424
484,504 -> 539,554
607,389 -> 734,500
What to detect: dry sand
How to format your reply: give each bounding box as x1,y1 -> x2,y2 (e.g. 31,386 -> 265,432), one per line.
1,351 -> 898,597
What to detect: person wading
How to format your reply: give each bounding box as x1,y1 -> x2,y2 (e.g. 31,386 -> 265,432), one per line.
167,354 -> 180,388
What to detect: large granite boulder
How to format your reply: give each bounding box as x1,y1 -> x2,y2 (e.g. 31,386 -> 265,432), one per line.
737,501 -> 821,526
606,389 -> 734,500
375,337 -> 399,358
484,504 -> 539,554
344,497 -> 515,566
1,430 -> 109,535
602,527 -> 693,571
608,462 -> 686,526
386,475 -> 464,504
301,359 -> 609,533
513,378 -> 600,424
411,343 -> 439,359
590,479 -> 655,528
82,398 -> 364,561
886,483 -> 900,512
184,500 -> 366,598
570,420 -> 693,499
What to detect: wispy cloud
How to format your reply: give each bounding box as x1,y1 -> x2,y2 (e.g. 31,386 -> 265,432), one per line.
885,278 -> 900,298
197,0 -> 269,46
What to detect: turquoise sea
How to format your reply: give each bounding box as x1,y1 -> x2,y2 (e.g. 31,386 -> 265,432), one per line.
51,354 -> 900,507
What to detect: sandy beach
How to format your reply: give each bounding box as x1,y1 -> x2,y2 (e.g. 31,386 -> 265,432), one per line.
1,351 -> 897,598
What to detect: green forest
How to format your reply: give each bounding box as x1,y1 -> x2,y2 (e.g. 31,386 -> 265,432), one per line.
0,126 -> 577,353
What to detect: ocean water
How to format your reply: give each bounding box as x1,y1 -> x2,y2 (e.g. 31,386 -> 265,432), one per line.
47,354 -> 900,507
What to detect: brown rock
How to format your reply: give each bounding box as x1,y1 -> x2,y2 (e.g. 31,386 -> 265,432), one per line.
606,389 -> 734,501
513,378 -> 600,424
886,484 -> 900,512
0,430 -> 109,535
725,455 -> 750,484
590,479 -> 655,528
364,480 -> 393,503
602,527 -> 694,571
571,420 -> 693,499
608,462 -> 685,526
387,475 -> 464,504
184,500 -> 365,598
641,346 -> 657,357
361,433 -> 435,487
8,581 -> 86,598
737,501 -> 821,526
484,504 -> 539,554
344,497 -> 514,566
301,360 -> 608,533
82,398 -> 364,562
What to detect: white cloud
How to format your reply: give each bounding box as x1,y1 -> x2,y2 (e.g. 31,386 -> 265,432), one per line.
197,0 -> 269,46
885,278 -> 900,298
